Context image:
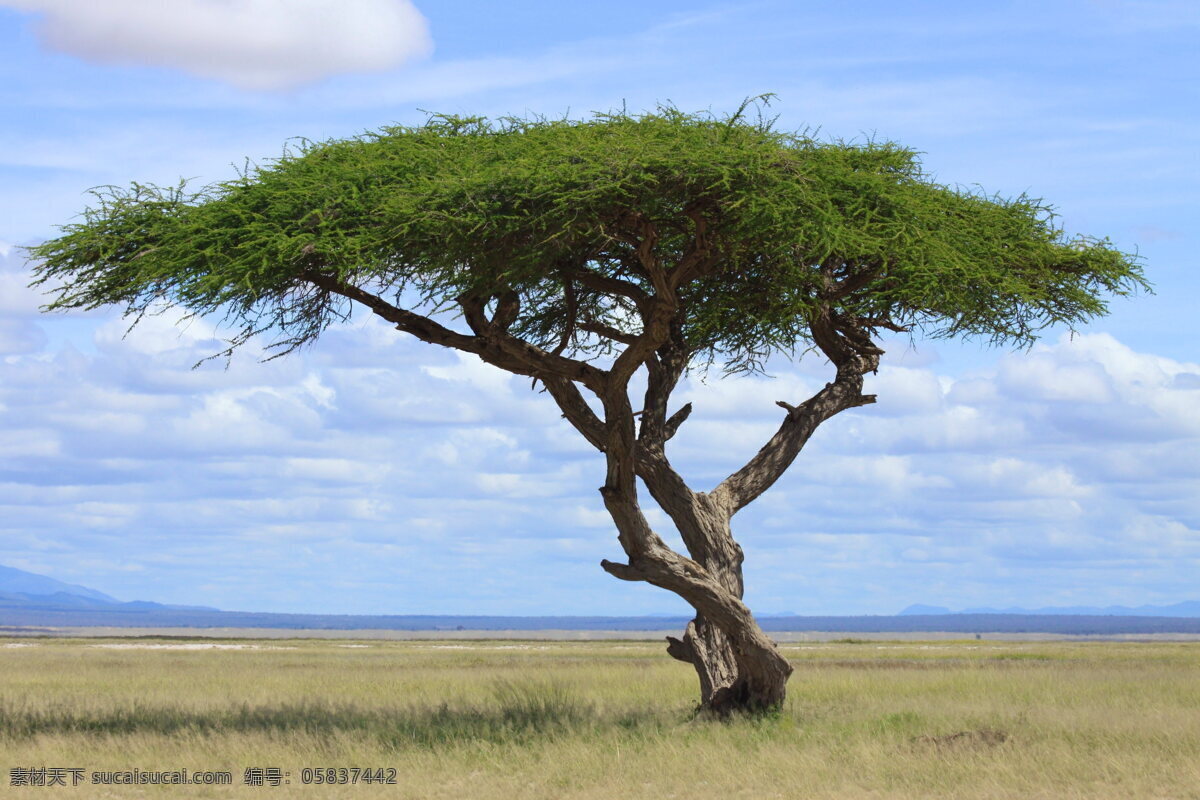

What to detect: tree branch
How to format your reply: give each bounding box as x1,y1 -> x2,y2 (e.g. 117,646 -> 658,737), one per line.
669,203 -> 720,290
551,273 -> 577,356
565,267 -> 651,312
820,259 -> 881,300
637,332 -> 688,447
542,375 -> 607,452
709,307 -> 885,515
663,402 -> 692,441
492,290 -> 521,331
301,269 -> 482,356
302,270 -> 606,391
710,376 -> 876,515
578,320 -> 638,346
609,301 -> 676,384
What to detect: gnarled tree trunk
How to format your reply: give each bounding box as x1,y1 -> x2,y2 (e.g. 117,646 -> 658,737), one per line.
615,351 -> 879,714
656,490 -> 792,713
541,313 -> 878,713
669,614 -> 790,713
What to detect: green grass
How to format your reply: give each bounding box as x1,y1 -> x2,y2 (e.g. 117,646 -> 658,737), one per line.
1,637 -> 1198,798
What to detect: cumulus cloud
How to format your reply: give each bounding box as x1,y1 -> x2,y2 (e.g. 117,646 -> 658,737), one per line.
724,333 -> 1199,611
4,0 -> 432,90
1,242 -> 1196,615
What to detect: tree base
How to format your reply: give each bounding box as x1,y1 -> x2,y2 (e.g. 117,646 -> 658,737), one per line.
667,614 -> 791,715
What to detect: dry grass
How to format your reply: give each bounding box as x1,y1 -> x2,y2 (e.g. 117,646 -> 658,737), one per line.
1,637 -> 1198,798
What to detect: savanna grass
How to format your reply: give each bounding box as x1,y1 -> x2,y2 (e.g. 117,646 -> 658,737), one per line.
1,637 -> 1198,798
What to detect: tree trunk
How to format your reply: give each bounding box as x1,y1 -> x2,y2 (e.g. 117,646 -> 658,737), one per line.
662,503 -> 792,714
670,614 -> 791,713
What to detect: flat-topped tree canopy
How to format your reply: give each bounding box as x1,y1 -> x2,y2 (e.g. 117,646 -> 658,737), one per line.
30,104 -> 1144,374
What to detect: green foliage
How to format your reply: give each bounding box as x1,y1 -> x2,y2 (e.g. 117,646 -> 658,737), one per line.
28,102 -> 1146,370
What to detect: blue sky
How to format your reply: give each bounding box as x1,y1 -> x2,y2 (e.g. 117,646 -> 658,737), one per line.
0,0 -> 1196,616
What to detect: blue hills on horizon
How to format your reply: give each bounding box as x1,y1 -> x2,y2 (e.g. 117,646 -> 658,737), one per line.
0,564 -> 118,603
3,564 -> 1200,633
0,565 -> 217,614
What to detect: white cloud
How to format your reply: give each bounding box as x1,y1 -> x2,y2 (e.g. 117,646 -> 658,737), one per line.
94,307 -> 220,356
664,332 -> 1198,609
0,263 -> 52,317
424,351 -> 517,396
0,428 -> 60,458
4,0 -> 432,90
862,366 -> 945,416
2,239 -> 1197,614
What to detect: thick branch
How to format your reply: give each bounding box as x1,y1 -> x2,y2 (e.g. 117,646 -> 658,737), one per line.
594,362 -> 728,598
711,375 -> 876,514
457,292 -> 491,334
609,304 -> 675,383
710,306 -> 885,515
638,332 -> 688,447
542,377 -> 718,569
809,301 -> 885,371
542,375 -> 606,452
632,216 -> 667,296
301,270 -> 482,355
607,223 -> 678,384
302,271 -> 606,391
636,448 -> 741,570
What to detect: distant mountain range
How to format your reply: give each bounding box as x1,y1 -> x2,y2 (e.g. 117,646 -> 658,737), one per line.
0,565 -> 216,615
0,564 -> 118,602
899,602 -> 1200,617
3,564 -> 1200,634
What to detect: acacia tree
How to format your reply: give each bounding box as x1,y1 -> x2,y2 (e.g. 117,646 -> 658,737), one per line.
29,105 -> 1144,713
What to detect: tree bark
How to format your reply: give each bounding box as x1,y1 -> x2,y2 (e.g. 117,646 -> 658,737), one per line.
659,494 -> 791,714
631,360 -> 878,712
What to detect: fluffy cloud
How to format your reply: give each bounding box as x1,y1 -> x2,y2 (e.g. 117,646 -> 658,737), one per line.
1,244 -> 1197,615
721,333 -> 1200,612
4,0 -> 432,89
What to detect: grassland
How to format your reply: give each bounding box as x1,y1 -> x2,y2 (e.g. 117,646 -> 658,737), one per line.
1,636 -> 1198,798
